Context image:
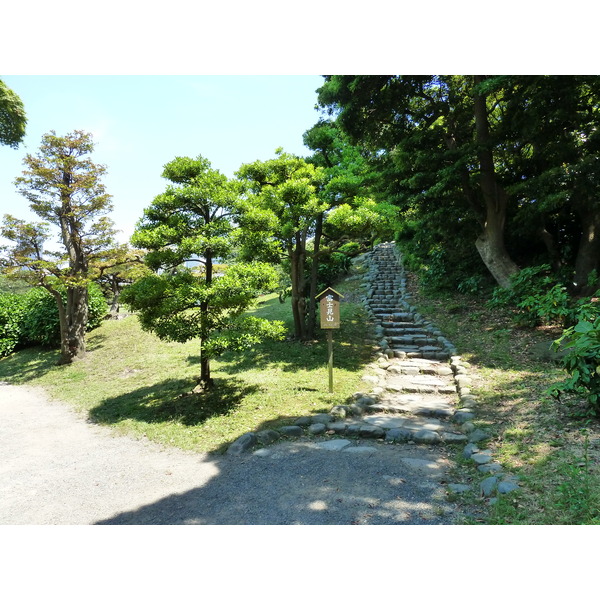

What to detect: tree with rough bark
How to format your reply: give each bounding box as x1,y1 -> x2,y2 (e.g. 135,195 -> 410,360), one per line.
121,155 -> 285,390
0,79 -> 27,148
499,75 -> 600,294
316,75 -> 600,294
1,130 -> 116,364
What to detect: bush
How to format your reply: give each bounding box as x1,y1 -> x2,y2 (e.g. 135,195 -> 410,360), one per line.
22,284 -> 107,347
0,293 -> 27,357
488,264 -> 576,327
551,316 -> 600,414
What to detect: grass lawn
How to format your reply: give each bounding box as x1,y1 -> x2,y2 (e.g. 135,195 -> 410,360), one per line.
0,275 -> 375,455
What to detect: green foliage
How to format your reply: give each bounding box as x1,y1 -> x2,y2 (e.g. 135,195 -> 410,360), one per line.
0,284 -> 106,355
127,155 -> 287,384
122,265 -> 284,353
457,274 -> 492,295
2,130 -> 117,363
316,252 -> 352,289
553,435 -> 600,523
488,265 -> 576,327
325,197 -> 399,245
21,284 -> 107,348
0,293 -> 27,356
0,79 -> 27,148
317,75 -> 600,295
551,317 -> 600,414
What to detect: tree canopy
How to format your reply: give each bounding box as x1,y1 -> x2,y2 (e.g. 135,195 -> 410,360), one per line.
316,75 -> 600,294
122,155 -> 285,389
1,130 -> 117,364
0,79 -> 26,149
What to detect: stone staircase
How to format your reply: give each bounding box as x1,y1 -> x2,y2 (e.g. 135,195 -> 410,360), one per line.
226,241 -> 521,505
365,242 -> 455,360
324,241 -> 468,446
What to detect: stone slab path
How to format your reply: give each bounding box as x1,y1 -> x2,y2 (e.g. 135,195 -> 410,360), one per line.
228,242 -> 521,506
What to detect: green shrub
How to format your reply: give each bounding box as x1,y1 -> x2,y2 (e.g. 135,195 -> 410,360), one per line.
22,284 -> 108,348
0,293 -> 27,357
551,316 -> 600,414
488,264 -> 576,327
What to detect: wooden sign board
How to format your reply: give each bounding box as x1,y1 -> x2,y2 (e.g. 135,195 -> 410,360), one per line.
316,287 -> 343,329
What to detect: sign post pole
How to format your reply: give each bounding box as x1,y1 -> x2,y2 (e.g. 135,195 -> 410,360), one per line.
316,287 -> 344,395
328,329 -> 334,393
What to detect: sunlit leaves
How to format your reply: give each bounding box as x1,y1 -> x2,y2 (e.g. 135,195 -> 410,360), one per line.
0,79 -> 26,149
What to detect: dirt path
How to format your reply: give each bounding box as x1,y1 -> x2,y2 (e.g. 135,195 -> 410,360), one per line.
0,383 -> 466,525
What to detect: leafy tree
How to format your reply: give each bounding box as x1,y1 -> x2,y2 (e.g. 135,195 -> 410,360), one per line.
500,76 -> 600,293
317,75 -> 521,288
316,75 -> 600,297
1,130 -> 116,364
0,79 -> 26,148
95,243 -> 150,317
236,150 -> 327,340
121,155 -> 285,390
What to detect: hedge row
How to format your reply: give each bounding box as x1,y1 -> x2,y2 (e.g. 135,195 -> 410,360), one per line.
0,284 -> 107,357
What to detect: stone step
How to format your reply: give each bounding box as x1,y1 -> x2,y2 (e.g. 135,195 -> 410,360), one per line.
365,395 -> 456,420
383,326 -> 429,335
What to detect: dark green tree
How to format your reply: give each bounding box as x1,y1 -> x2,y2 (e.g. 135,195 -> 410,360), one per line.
122,155 -> 285,390
499,75 -> 600,293
317,75 -> 521,288
236,150 -> 327,340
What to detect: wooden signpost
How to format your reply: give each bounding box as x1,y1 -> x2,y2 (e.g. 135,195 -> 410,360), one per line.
316,287 -> 344,393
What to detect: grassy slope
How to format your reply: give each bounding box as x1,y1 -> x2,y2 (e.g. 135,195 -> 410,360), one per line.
0,276 -> 375,455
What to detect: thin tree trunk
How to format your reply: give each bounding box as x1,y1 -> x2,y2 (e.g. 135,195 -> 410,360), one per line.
198,250 -> 214,389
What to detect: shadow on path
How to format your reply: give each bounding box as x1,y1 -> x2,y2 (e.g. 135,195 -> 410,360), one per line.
95,442 -> 460,525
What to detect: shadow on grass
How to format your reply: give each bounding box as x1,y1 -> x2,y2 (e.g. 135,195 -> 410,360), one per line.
0,346 -> 61,383
89,377 -> 261,428
213,327 -> 374,377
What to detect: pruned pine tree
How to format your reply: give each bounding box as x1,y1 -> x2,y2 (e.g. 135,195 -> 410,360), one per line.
121,155 -> 285,390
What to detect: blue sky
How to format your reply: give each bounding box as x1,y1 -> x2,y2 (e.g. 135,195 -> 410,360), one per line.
0,75 -> 326,243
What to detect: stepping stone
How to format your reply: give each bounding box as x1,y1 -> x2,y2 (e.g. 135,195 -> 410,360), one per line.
380,394 -> 454,417
362,414 -> 407,429
316,439 -> 352,451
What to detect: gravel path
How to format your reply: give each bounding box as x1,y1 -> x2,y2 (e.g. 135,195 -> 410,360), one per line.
0,384 -> 465,525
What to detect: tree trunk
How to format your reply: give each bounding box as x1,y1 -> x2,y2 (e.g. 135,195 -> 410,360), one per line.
573,202 -> 600,295
473,76 -> 520,288
198,251 -> 214,389
109,276 -> 120,318
306,213 -> 324,339
199,348 -> 212,390
56,286 -> 88,365
289,234 -> 308,340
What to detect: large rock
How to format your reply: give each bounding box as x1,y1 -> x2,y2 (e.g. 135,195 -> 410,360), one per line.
227,433 -> 257,455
